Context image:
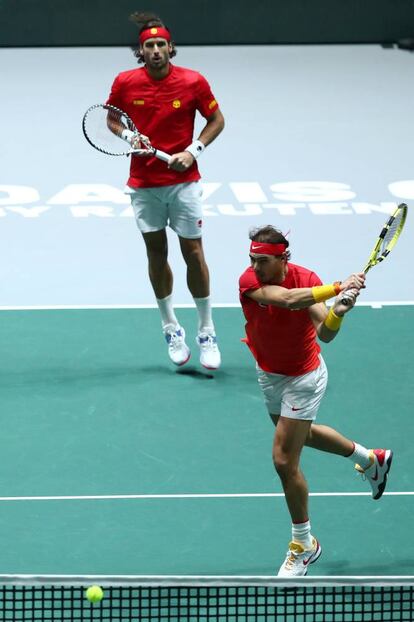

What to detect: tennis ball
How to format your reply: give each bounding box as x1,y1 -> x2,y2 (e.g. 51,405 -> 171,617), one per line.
86,585 -> 104,603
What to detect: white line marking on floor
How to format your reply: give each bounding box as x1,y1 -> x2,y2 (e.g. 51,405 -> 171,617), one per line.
0,491 -> 412,502
0,301 -> 413,311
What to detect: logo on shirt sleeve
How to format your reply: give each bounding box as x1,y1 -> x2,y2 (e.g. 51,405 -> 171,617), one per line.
133,99 -> 145,105
208,99 -> 217,110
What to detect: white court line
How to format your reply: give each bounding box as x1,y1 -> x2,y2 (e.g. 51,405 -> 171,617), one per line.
0,574 -> 413,587
0,491 -> 412,502
0,301 -> 413,311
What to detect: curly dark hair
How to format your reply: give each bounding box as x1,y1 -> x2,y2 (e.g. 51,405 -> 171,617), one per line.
249,225 -> 291,259
129,11 -> 177,64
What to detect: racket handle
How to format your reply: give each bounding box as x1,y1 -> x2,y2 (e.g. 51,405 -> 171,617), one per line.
154,149 -> 171,163
341,289 -> 358,306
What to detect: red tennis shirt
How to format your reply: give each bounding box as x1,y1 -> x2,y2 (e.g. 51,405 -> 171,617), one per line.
107,64 -> 219,188
239,263 -> 323,376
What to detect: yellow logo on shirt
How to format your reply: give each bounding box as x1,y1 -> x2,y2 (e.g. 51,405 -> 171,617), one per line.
133,99 -> 145,105
172,99 -> 181,108
208,99 -> 217,110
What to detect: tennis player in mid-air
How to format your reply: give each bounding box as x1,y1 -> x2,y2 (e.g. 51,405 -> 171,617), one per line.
239,225 -> 393,577
106,11 -> 224,370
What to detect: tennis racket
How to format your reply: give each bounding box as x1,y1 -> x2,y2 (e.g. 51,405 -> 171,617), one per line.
82,103 -> 171,163
341,202 -> 407,305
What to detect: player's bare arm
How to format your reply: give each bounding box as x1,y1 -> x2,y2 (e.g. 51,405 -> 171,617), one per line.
310,285 -> 362,343
169,109 -> 225,172
104,109 -> 147,151
246,285 -> 325,309
245,272 -> 365,311
198,109 -> 225,147
106,110 -> 130,140
308,297 -> 348,343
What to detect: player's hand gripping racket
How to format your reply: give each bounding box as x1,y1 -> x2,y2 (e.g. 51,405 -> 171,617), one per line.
82,104 -> 171,163
341,203 -> 407,305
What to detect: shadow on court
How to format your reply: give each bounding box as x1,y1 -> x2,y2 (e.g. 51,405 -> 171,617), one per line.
176,367 -> 215,380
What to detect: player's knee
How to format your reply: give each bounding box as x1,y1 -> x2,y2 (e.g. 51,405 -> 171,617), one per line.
273,453 -> 297,480
182,245 -> 205,269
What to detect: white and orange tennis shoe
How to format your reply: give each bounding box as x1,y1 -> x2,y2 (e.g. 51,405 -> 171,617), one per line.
164,325 -> 191,366
355,448 -> 393,500
277,537 -> 322,577
196,331 -> 221,370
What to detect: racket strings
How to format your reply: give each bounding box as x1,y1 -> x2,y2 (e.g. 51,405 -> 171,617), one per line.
380,210 -> 405,254
83,106 -> 134,155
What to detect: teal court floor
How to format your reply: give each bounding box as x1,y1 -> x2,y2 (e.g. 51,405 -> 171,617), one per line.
0,305 -> 412,576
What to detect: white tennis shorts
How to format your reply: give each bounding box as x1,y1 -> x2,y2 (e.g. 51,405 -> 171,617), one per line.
256,356 -> 328,421
127,181 -> 203,239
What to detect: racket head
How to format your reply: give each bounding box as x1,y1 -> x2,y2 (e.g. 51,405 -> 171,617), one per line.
82,104 -> 139,156
363,203 -> 407,273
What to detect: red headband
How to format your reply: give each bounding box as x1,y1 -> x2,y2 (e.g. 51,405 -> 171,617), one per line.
250,241 -> 287,256
139,27 -> 171,45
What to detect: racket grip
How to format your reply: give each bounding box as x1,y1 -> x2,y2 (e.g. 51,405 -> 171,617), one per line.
154,149 -> 171,163
341,290 -> 358,306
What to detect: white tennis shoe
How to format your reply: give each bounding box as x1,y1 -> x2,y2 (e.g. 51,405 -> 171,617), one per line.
355,448 -> 393,500
278,537 -> 322,577
163,325 -> 191,366
196,331 -> 221,370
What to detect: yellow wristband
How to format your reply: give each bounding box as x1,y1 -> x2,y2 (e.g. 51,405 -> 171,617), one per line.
324,307 -> 343,331
312,282 -> 341,303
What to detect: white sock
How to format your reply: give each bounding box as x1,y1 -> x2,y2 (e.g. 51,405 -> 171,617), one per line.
156,294 -> 179,331
292,520 -> 313,549
193,296 -> 214,333
348,442 -> 372,470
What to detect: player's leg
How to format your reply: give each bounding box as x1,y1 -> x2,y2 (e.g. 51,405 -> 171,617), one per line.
272,415 -> 322,577
295,356 -> 392,498
178,236 -> 210,299
130,188 -> 190,366
258,368 -> 322,576
140,229 -> 190,366
273,416 -> 311,525
305,424 -> 393,499
170,182 -> 221,370
178,236 -> 220,369
141,229 -> 172,299
258,366 -> 309,506
305,423 -> 354,455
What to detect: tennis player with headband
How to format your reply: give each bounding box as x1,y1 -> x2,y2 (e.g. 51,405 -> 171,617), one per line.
106,11 -> 224,370
239,225 -> 393,577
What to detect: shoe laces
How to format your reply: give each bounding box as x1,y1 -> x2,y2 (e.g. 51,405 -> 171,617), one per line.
198,333 -> 218,350
355,468 -> 367,482
284,542 -> 304,568
284,554 -> 296,570
166,329 -> 185,350
355,451 -> 375,477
